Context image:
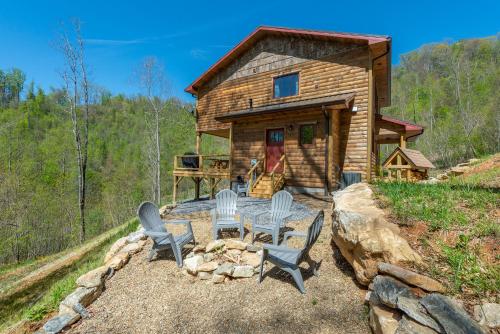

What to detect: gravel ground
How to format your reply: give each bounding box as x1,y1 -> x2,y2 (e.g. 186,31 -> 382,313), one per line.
68,196 -> 369,334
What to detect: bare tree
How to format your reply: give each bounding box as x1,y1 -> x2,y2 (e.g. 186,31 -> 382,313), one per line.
57,19 -> 91,243
136,57 -> 170,205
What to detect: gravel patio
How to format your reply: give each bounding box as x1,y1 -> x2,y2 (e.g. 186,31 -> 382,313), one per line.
68,195 -> 369,334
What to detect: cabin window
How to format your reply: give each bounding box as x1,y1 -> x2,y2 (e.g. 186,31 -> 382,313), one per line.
273,73 -> 299,98
299,124 -> 314,146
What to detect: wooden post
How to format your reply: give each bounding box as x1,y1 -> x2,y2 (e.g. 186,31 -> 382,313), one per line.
209,178 -> 215,199
195,132 -> 201,154
229,124 -> 233,181
400,135 -> 406,148
396,153 -> 402,181
194,177 -> 200,200
173,175 -> 178,204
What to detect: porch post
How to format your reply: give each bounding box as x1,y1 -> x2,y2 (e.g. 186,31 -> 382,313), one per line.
229,124 -> 233,188
399,135 -> 406,148
196,132 -> 201,154
173,175 -> 178,205
194,177 -> 200,200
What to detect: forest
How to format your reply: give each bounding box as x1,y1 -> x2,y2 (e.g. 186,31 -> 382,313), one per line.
382,35 -> 499,166
0,35 -> 498,265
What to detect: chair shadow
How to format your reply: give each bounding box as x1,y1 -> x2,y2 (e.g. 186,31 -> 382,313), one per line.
261,260 -> 323,293
252,226 -> 294,245
218,227 -> 249,240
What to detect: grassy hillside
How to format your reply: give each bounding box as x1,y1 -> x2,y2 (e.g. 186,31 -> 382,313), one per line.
0,218 -> 138,333
374,155 -> 499,306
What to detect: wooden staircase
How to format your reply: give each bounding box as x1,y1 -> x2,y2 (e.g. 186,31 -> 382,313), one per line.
249,173 -> 285,199
247,155 -> 286,199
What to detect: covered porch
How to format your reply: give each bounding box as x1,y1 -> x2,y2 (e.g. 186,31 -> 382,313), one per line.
172,127 -> 232,204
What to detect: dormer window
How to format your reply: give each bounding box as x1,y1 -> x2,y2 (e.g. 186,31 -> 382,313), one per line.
273,73 -> 299,98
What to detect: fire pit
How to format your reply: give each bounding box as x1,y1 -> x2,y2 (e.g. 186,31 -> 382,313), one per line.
183,239 -> 262,283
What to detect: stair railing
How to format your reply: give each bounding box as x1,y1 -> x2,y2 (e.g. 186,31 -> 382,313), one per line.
247,160 -> 262,193
270,154 -> 286,193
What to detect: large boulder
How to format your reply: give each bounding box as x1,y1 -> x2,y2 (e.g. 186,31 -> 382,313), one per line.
331,183 -> 422,285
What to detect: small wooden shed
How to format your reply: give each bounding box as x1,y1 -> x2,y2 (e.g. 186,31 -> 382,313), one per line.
383,147 -> 435,181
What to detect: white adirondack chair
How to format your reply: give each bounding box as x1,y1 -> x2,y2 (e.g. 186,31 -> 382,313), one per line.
211,189 -> 244,240
251,190 -> 293,245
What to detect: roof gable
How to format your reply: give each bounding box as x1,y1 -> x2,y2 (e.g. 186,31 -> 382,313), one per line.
186,26 -> 391,106
383,147 -> 435,169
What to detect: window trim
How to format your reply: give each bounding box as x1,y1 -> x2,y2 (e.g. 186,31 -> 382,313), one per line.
299,123 -> 315,147
272,72 -> 300,99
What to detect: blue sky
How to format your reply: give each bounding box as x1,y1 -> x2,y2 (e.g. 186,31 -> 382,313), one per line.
1,0 -> 498,101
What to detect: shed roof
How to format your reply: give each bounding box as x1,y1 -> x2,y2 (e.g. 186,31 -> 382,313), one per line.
375,114 -> 424,144
383,147 -> 435,169
185,26 -> 391,106
215,93 -> 355,122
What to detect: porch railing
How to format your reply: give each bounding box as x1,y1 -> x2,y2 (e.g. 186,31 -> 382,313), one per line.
247,160 -> 262,193
173,154 -> 230,174
270,154 -> 286,193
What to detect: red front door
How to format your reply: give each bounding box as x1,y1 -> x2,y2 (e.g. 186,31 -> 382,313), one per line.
266,128 -> 284,173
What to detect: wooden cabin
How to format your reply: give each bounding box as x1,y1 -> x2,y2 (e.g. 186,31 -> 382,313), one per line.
382,147 -> 435,181
173,26 -> 425,201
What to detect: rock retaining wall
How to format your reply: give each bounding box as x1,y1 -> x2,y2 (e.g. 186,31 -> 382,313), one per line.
36,225 -> 147,334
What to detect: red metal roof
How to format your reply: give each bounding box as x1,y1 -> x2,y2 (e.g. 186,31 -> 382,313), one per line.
376,114 -> 423,132
185,26 -> 391,94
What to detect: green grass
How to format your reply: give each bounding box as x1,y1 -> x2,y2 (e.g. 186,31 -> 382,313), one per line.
0,218 -> 138,332
374,179 -> 499,295
374,181 -> 498,233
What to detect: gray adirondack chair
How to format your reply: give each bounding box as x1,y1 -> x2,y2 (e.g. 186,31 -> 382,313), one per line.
137,201 -> 195,267
251,190 -> 293,245
211,189 -> 244,240
258,210 -> 324,294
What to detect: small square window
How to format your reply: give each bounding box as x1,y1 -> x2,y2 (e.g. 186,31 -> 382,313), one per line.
300,124 -> 314,146
273,73 -> 299,98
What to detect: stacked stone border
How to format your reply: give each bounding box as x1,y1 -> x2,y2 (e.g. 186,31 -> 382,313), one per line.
36,226 -> 147,334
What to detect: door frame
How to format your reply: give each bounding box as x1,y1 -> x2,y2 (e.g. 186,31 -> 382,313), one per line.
265,127 -> 285,173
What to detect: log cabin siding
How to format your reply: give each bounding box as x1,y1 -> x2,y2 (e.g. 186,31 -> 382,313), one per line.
195,36 -> 372,187
232,109 -> 329,189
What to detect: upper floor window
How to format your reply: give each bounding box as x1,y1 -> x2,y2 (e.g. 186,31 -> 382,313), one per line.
273,73 -> 299,98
